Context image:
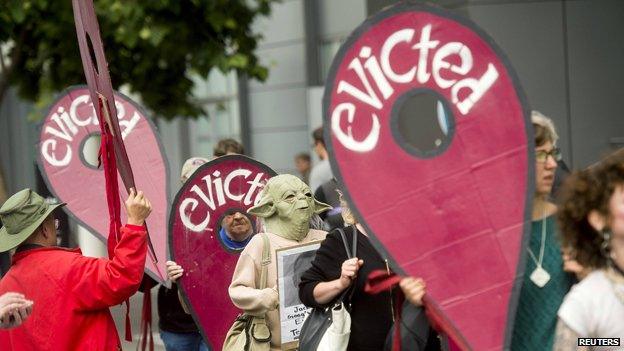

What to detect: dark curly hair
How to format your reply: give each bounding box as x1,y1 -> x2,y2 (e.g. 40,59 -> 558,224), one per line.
558,151 -> 624,269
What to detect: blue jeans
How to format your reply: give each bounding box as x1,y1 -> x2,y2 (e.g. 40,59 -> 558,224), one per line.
160,330 -> 210,351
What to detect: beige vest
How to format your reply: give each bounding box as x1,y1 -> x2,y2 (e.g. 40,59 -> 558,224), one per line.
229,229 -> 327,350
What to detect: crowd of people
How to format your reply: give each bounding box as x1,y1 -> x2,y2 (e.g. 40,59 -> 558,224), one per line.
0,110 -> 623,351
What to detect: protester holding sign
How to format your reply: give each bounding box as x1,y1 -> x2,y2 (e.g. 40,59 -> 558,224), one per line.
510,112 -> 575,350
169,153 -> 276,349
0,188 -> 151,350
159,156 -> 212,351
228,174 -> 330,350
553,152 -> 624,349
160,139 -> 251,351
299,194 -> 438,351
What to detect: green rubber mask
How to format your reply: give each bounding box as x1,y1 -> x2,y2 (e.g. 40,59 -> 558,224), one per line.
248,174 -> 331,241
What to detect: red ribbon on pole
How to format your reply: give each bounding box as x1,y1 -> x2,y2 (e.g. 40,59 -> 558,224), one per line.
71,0 -> 162,342
365,270 -> 470,351
70,0 -> 159,266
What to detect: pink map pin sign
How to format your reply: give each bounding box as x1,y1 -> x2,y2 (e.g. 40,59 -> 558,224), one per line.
169,155 -> 276,349
37,86 -> 170,285
324,4 -> 533,350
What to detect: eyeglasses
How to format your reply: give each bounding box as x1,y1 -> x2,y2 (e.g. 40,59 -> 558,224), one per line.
536,148 -> 562,163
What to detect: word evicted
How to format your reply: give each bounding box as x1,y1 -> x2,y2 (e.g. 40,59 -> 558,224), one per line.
332,23 -> 499,152
41,95 -> 140,167
179,169 -> 266,232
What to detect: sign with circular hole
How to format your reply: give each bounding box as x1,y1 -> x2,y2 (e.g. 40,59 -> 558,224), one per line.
169,155 -> 276,349
37,85 -> 170,285
324,3 -> 533,350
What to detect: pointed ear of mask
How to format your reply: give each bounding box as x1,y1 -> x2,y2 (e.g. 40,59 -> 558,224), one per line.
248,197 -> 276,218
313,199 -> 332,214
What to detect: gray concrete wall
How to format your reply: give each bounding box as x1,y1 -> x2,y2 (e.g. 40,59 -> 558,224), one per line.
249,0 -> 310,174
248,0 -> 367,174
0,89 -> 38,195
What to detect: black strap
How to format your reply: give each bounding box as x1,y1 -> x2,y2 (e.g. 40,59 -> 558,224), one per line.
612,260 -> 624,278
336,226 -> 358,307
351,225 -> 357,258
337,226 -> 357,259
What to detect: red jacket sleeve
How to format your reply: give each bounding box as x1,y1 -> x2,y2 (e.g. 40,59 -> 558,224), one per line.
69,225 -> 148,311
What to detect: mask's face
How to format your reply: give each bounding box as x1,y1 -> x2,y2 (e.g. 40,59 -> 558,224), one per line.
273,177 -> 315,227
248,174 -> 331,240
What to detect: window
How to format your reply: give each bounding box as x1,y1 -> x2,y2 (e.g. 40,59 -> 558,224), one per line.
188,70 -> 241,157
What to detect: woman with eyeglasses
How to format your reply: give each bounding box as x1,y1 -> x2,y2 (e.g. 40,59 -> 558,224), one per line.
510,111 -> 576,351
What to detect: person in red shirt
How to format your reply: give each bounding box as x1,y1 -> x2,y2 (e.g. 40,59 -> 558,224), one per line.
0,188 -> 151,350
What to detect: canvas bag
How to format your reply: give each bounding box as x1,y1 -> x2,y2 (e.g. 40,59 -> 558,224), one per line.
298,226 -> 357,351
223,233 -> 272,351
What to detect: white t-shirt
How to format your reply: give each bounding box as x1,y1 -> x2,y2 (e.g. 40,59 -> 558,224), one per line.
309,159 -> 333,193
558,269 -> 624,350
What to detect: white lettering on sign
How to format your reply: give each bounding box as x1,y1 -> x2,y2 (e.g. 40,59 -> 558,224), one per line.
332,24 -> 500,152
331,103 -> 380,153
179,169 -> 266,233
41,95 -> 139,167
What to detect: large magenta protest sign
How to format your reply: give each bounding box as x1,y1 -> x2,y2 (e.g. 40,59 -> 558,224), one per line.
170,155 -> 276,349
325,4 -> 532,350
37,86 -> 170,284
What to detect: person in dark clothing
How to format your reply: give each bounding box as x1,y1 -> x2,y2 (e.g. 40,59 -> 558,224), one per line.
156,282 -> 207,350
299,195 -> 436,351
383,303 -> 441,351
314,179 -> 344,230
299,224 -> 394,351
159,157 -> 213,351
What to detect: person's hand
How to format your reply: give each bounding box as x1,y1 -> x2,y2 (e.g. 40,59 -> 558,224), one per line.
400,277 -> 426,306
0,292 -> 33,329
166,261 -> 184,282
562,250 -> 590,280
125,188 -> 152,226
267,285 -> 279,311
339,257 -> 364,289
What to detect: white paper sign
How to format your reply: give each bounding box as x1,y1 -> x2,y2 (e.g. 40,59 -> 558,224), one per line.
276,241 -> 322,350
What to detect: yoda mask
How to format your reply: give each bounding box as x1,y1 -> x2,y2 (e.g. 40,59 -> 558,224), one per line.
248,174 -> 331,241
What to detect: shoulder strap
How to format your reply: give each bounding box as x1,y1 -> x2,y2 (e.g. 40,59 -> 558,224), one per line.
337,226 -> 358,259
259,233 -> 271,290
336,226 -> 359,305
351,225 -> 357,258
337,228 -> 351,259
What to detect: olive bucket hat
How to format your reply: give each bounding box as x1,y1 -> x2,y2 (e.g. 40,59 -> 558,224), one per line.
0,188 -> 66,252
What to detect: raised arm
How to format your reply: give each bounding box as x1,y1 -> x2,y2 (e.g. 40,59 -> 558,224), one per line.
298,230 -> 354,308
69,189 -> 152,310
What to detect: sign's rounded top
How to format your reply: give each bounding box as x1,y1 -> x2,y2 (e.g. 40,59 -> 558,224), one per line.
322,3 -> 532,351
170,154 -> 277,255
169,154 -> 276,348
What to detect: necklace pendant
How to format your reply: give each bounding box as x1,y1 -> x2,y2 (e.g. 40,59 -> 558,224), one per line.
530,266 -> 551,288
